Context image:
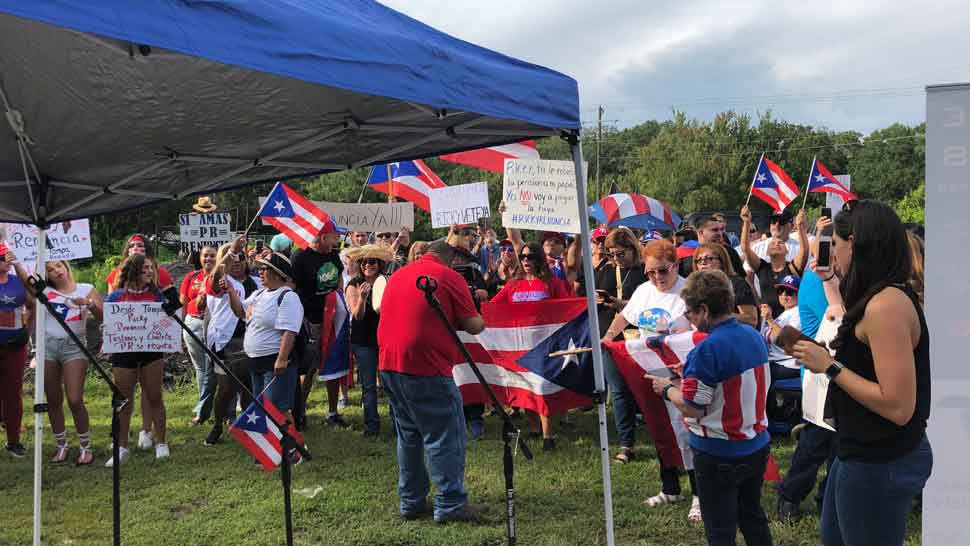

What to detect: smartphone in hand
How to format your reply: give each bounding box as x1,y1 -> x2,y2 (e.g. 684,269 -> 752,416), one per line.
777,325 -> 821,356
595,289 -> 614,303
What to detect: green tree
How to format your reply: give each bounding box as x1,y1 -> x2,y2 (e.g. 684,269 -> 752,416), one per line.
895,182 -> 925,225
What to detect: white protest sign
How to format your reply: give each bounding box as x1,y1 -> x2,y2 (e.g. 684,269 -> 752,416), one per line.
101,302 -> 181,353
501,159 -> 585,234
429,182 -> 490,228
825,174 -> 851,211
1,220 -> 93,267
179,212 -> 233,254
258,198 -> 414,232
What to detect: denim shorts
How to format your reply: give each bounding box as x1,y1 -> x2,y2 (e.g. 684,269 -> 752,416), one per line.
45,336 -> 88,364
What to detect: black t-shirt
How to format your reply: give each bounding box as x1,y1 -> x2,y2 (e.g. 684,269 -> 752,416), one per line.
576,259 -> 611,297
291,247 -> 343,324
596,263 -> 648,337
756,259 -> 799,318
679,244 -> 746,279
347,277 -> 380,347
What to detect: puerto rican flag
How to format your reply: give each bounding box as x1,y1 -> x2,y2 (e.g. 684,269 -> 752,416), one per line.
807,157 -> 857,201
229,395 -> 306,472
318,291 -> 350,381
750,154 -> 800,213
439,140 -> 540,173
604,332 -> 706,468
456,298 -> 592,416
366,159 -> 446,212
47,291 -> 84,326
258,182 -> 337,250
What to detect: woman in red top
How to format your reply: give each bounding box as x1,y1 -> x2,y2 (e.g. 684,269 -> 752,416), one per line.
490,242 -> 573,450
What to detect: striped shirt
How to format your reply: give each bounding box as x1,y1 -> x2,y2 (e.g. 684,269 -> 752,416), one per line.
681,318 -> 771,458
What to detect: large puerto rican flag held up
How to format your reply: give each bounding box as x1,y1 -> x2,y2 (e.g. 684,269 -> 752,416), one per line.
258,181 -> 336,250
750,154 -> 800,213
229,394 -> 306,472
589,193 -> 681,231
366,159 -> 446,212
807,157 -> 858,201
439,140 -> 540,173
457,298 -> 592,416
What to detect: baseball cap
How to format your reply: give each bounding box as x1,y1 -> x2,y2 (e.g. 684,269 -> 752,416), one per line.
775,274 -> 801,291
769,211 -> 793,224
591,226 -> 609,241
541,231 -> 566,244
676,240 -> 698,261
269,233 -> 292,252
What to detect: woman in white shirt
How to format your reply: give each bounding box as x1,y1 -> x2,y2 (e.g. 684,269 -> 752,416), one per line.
601,240 -> 699,521
42,260 -> 102,465
761,274 -> 802,380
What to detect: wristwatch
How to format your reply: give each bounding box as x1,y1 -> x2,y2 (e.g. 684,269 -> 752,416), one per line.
662,384 -> 675,401
825,359 -> 845,380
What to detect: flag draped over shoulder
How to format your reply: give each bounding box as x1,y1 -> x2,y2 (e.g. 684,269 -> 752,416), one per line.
439,140 -> 540,173
229,395 -> 306,472
604,331 -> 706,468
318,291 -> 350,381
456,298 -> 592,416
257,181 -> 334,249
366,159 -> 446,212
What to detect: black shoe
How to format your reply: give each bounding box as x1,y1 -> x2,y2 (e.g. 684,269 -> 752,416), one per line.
777,497 -> 802,522
5,442 -> 26,458
401,502 -> 433,521
326,414 -> 350,428
434,503 -> 488,524
543,438 -> 556,452
204,427 -> 222,446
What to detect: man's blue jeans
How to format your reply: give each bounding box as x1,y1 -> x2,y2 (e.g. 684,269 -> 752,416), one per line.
603,353 -> 637,448
821,435 -> 932,546
185,315 -> 215,422
380,370 -> 468,520
352,344 -> 379,434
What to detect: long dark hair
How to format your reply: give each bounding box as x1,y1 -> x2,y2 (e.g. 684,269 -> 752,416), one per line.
513,242 -> 552,282
117,254 -> 158,291
831,200 -> 911,350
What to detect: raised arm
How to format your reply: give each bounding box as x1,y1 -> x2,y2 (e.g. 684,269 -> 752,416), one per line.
739,205 -> 760,271
793,208 -> 809,273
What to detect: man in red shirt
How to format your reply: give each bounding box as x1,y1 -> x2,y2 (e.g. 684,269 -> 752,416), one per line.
378,242 -> 486,524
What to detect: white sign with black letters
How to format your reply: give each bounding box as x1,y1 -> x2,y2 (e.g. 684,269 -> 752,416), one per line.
102,302 -> 182,353
179,212 -> 233,254
429,182 -> 490,228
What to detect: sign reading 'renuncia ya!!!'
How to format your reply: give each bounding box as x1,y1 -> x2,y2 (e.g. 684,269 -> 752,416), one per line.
179,212 -> 233,254
501,159 -> 585,234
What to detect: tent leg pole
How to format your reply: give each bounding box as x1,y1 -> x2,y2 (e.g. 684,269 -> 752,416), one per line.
568,137 -> 616,546
32,227 -> 47,546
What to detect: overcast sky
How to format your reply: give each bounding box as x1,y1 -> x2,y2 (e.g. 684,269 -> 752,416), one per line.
383,0 -> 970,134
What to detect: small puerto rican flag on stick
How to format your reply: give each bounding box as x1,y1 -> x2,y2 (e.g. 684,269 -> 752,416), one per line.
747,153 -> 800,213
805,157 -> 858,205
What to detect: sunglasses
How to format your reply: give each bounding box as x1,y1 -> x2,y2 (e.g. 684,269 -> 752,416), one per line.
777,287 -> 797,296
519,254 -> 538,262
606,249 -> 629,259
500,246 -> 515,253
769,217 -> 790,225
592,237 -> 607,245
361,258 -> 382,266
456,229 -> 476,237
695,255 -> 721,265
375,233 -> 395,240
645,264 -> 675,277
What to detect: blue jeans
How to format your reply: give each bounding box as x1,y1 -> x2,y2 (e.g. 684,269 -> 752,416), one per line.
821,435 -> 932,546
694,447 -> 773,546
779,422 -> 836,508
603,353 -> 637,448
185,315 -> 215,422
250,365 -> 299,412
380,370 -> 468,520
352,344 -> 379,434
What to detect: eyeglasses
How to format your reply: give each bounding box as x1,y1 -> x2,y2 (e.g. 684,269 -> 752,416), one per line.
255,266 -> 269,274
361,258 -> 382,266
375,233 -> 395,240
500,246 -> 515,254
606,249 -> 629,259
518,254 -> 538,262
695,255 -> 721,265
645,264 -> 675,277
777,287 -> 797,296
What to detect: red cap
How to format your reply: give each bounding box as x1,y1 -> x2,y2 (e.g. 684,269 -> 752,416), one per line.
591,226 -> 609,241
129,235 -> 145,244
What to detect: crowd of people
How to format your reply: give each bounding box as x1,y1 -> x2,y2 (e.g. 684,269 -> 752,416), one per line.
0,198 -> 931,544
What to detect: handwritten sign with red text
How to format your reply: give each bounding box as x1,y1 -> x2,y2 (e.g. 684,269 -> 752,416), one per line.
102,302 -> 181,353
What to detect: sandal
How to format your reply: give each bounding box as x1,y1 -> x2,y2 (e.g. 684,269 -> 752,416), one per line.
613,447 -> 634,464
76,447 -> 94,466
643,492 -> 686,507
688,496 -> 703,522
50,443 -> 70,464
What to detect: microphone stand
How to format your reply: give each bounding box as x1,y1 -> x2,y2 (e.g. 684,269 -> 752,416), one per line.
159,295 -> 310,546
415,275 -> 533,546
25,276 -> 128,546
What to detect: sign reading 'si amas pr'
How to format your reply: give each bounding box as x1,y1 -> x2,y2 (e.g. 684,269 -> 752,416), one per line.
178,212 -> 233,254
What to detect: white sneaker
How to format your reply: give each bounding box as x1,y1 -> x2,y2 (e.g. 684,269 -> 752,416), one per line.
155,443 -> 170,460
137,430 -> 154,450
104,447 -> 130,468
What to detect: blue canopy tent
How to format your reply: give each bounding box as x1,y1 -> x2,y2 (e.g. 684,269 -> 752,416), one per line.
0,2 -> 613,545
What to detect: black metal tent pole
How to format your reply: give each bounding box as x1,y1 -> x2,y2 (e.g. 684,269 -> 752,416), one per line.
24,276 -> 127,546
158,299 -> 309,546
414,275 -> 532,546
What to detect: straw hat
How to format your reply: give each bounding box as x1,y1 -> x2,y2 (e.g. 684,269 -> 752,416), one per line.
345,244 -> 394,264
255,252 -> 294,280
192,196 -> 218,213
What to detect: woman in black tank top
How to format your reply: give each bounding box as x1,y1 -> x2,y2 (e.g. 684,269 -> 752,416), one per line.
792,200 -> 931,546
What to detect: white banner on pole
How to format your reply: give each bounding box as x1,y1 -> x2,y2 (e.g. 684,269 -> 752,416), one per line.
258,198 -> 414,232
502,159 -> 586,234
1,219 -> 93,266
924,83 -> 970,546
102,302 -> 182,353
179,212 -> 233,254
429,182 -> 490,228
825,175 -> 852,211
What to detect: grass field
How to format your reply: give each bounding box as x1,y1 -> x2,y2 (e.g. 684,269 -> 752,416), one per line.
3,377 -> 922,546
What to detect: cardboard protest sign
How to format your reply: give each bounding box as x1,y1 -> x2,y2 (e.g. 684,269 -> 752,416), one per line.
501,159 -> 586,234
429,182 -> 490,228
179,212 -> 233,254
101,302 -> 182,353
258,197 -> 413,232
1,220 -> 93,266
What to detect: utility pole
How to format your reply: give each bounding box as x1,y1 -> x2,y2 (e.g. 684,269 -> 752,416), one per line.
596,105 -> 604,199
